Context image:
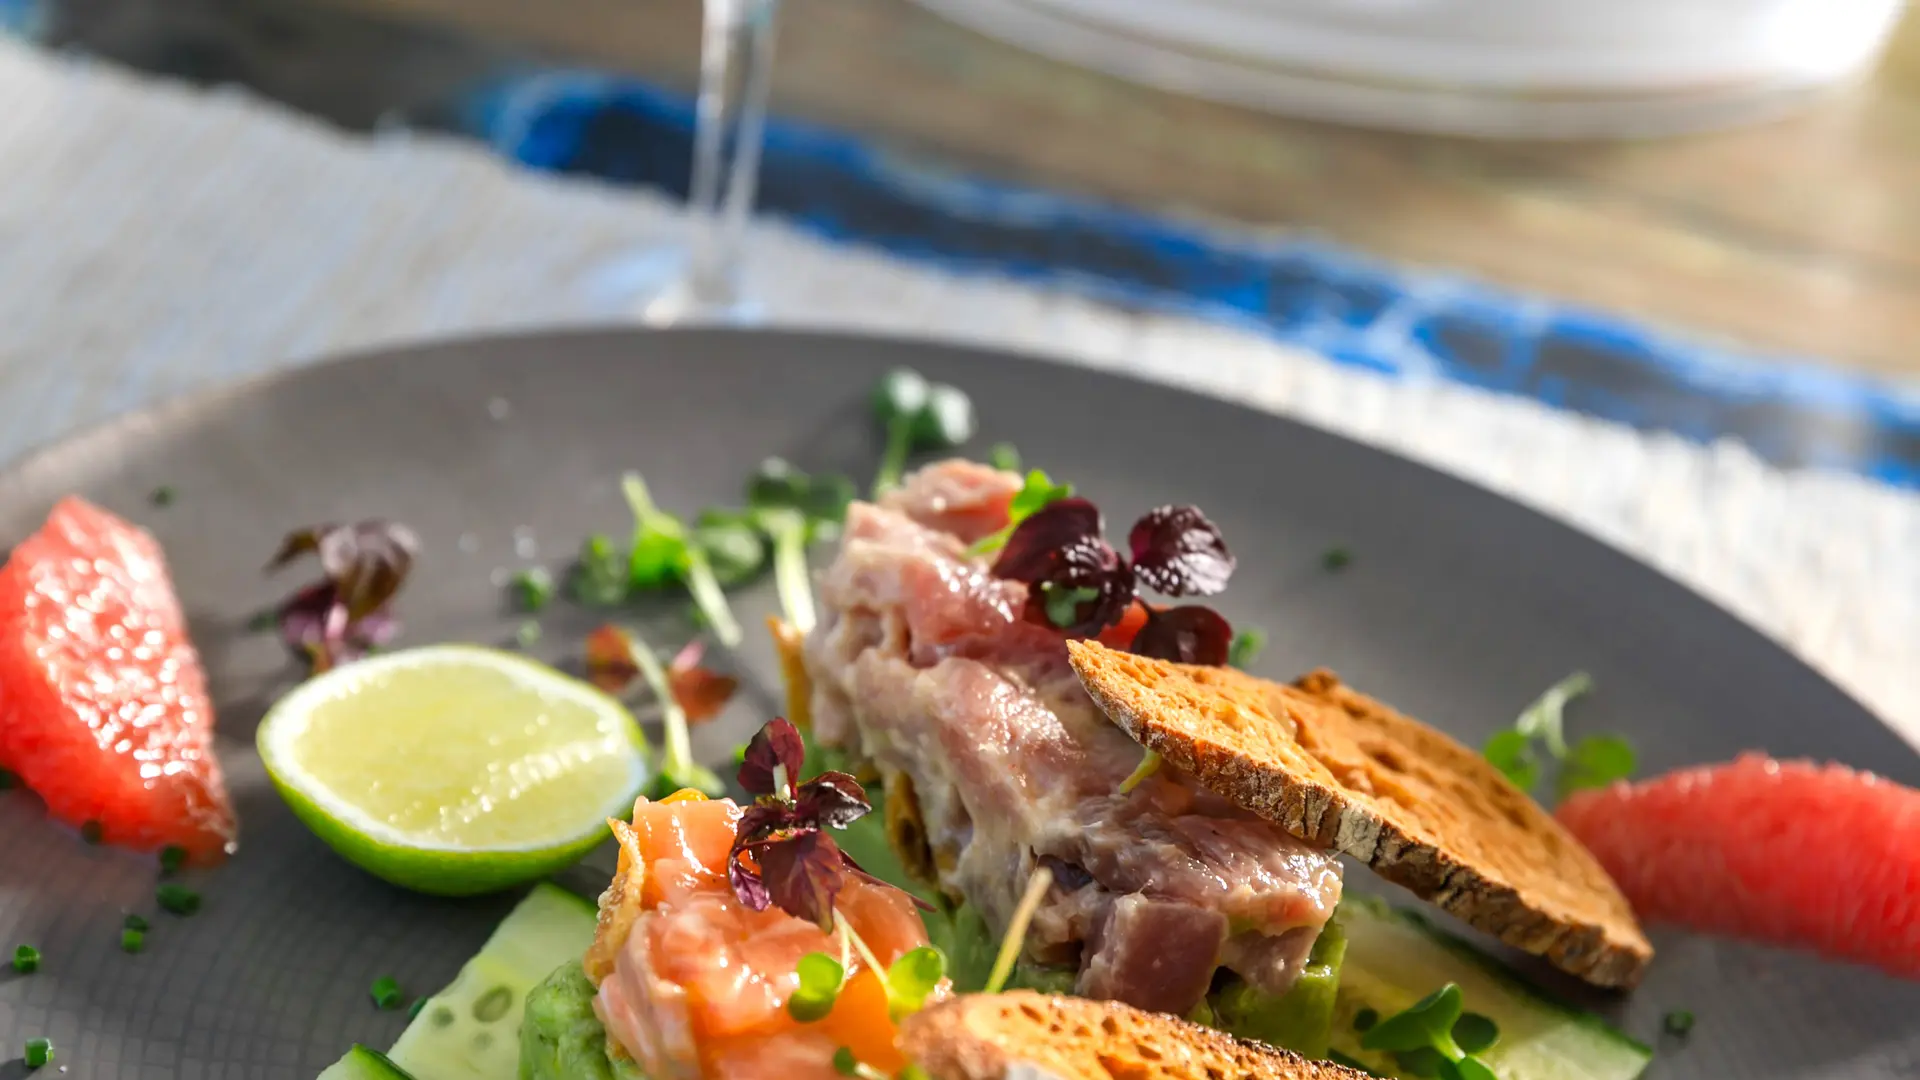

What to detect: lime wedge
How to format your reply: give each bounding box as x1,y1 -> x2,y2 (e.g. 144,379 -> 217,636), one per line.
258,645 -> 648,896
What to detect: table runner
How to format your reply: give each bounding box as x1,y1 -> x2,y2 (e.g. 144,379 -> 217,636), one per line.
0,38 -> 1914,742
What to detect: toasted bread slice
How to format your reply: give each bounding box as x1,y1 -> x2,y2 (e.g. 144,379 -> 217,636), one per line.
899,992 -> 1366,1080
1066,640 -> 1652,988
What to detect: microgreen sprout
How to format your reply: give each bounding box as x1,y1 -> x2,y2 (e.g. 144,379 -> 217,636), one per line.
871,369 -> 976,497
370,975 -> 403,1010
268,521 -> 416,672
11,945 -> 38,974
990,499 -> 1238,664
885,946 -> 948,1021
1359,983 -> 1501,1080
831,1047 -> 889,1080
569,534 -> 628,606
510,567 -> 554,612
590,627 -> 722,798
1227,627 -> 1266,670
787,951 -> 845,1022
120,928 -> 145,954
752,507 -> 817,634
984,866 -> 1054,996
1483,672 -> 1636,801
968,470 -> 1075,557
155,884 -> 200,916
988,443 -> 1022,473
515,620 -> 542,648
1664,1009 -> 1695,1036
1323,547 -> 1352,572
623,473 -> 743,648
692,510 -> 769,588
1117,749 -> 1162,795
158,844 -> 187,876
23,1037 -> 51,1069
748,458 -> 856,532
150,485 -> 176,507
123,914 -> 148,932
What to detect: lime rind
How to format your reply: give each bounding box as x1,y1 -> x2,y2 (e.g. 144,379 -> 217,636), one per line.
258,645 -> 649,897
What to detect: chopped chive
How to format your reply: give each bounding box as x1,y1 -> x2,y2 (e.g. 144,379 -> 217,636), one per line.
80,820 -> 103,844
120,928 -> 145,954
156,884 -> 200,916
159,844 -> 188,876
123,914 -> 149,932
150,485 -> 176,507
1353,1006 -> 1379,1031
831,1047 -> 859,1077
370,975 -> 403,1010
511,567 -> 554,613
408,996 -> 429,1021
514,620 -> 542,648
12,945 -> 39,974
0,769 -> 17,790
1322,546 -> 1352,572
23,1037 -> 51,1069
1664,1009 -> 1695,1036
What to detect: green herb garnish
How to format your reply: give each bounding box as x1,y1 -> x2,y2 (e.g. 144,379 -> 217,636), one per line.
11,945 -> 38,974
1040,583 -> 1100,630
370,975 -> 403,1010
80,820 -> 103,845
23,1037 -> 51,1069
1360,983 -> 1500,1080
159,844 -> 187,876
1484,671 -> 1635,800
408,996 -> 429,1020
124,914 -> 149,932
988,443 -> 1021,472
693,511 -> 769,588
150,486 -> 176,507
751,507 -> 817,634
0,769 -> 15,790
884,946 -> 947,1020
871,369 -> 976,497
510,567 -> 554,612
968,470 -> 1074,557
1228,627 -> 1266,670
120,928 -> 145,954
1118,749 -> 1162,795
748,458 -> 856,530
621,473 -> 744,647
1322,547 -> 1352,572
515,620 -> 542,648
156,884 -> 201,916
1664,1009 -> 1695,1036
616,628 -> 724,798
787,951 -> 845,1022
984,867 -> 1054,996
568,534 -> 628,607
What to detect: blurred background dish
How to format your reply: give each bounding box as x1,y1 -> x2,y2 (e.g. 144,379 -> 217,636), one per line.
910,0 -> 1908,136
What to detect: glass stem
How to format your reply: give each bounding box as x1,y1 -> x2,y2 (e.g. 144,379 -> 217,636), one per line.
684,0 -> 779,310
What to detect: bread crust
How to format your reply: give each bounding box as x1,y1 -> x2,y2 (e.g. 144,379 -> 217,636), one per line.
899,992 -> 1368,1080
1066,641 -> 1652,988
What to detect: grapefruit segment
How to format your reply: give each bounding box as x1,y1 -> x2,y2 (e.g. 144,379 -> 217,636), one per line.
1557,752 -> 1920,978
0,497 -> 235,861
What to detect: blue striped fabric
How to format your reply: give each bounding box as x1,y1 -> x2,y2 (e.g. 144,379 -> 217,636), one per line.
469,71 -> 1920,489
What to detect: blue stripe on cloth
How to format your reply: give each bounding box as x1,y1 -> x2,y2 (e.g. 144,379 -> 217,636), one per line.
505,72 -> 1906,488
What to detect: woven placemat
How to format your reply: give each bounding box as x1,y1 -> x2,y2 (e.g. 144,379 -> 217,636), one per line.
0,39 -> 1913,743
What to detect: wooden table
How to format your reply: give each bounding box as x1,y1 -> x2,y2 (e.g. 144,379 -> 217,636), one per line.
306,0 -> 1920,381
49,0 -> 1920,379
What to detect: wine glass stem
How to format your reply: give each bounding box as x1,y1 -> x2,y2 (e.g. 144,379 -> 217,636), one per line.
685,0 -> 779,309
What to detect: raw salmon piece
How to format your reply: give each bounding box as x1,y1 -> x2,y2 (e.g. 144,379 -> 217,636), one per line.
0,497 -> 234,860
1558,753 -> 1920,978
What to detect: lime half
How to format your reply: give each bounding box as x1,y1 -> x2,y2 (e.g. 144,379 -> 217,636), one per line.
258,645 -> 648,896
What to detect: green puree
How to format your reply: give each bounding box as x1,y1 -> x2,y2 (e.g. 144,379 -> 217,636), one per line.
518,963 -> 644,1080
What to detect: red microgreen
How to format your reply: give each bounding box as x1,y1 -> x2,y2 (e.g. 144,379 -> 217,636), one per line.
586,630 -> 738,724
988,498 -> 1238,665
728,718 -> 930,930
268,521 -> 417,671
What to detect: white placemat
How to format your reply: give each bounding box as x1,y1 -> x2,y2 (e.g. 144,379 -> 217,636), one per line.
0,39 -> 1914,744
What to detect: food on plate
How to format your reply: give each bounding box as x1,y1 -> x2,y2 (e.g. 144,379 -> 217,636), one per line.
269,520 -> 418,673
515,719 -> 1374,1080
1558,753 -> 1920,979
257,645 -> 647,895
1069,643 -> 1653,988
792,458 -> 1651,1049
584,625 -> 729,799
0,496 -> 236,861
897,991 -> 1360,1080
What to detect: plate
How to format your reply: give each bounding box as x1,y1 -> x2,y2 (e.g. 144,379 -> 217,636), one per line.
0,328 -> 1913,1077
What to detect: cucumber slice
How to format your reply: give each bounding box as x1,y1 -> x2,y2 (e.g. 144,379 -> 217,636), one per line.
385,883 -> 599,1080
318,1045 -> 418,1080
1328,897 -> 1650,1080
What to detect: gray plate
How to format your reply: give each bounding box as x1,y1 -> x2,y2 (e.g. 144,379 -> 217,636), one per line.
0,329 -> 1912,1078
